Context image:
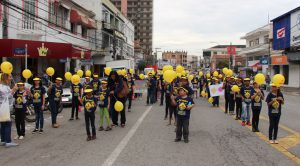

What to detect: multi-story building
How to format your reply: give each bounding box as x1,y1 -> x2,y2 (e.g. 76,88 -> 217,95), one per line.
92,0 -> 134,74
239,23 -> 283,74
162,51 -> 188,68
203,45 -> 246,70
0,0 -> 100,80
186,55 -> 199,71
110,0 -> 153,62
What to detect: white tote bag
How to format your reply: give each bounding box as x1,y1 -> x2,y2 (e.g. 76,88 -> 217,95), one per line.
0,97 -> 11,122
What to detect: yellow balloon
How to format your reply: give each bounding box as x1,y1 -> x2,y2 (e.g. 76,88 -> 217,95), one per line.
199,71 -> 204,77
231,85 -> 240,92
121,69 -> 127,76
117,70 -> 122,75
181,70 -> 187,76
218,74 -> 223,79
206,73 -> 211,78
222,68 -> 229,75
213,71 -> 219,77
201,91 -> 206,97
139,74 -> 145,80
272,74 -> 285,86
176,73 -> 182,77
104,67 -> 112,76
188,75 -> 194,81
129,69 -> 134,74
22,69 -> 32,79
0,61 -> 13,74
226,69 -> 233,77
114,101 -> 124,112
163,70 -> 176,83
208,97 -> 214,103
163,65 -> 173,73
65,72 -> 72,81
254,73 -> 265,85
85,70 -> 92,77
71,74 -> 80,85
46,67 -> 55,76
77,70 -> 84,77
176,65 -> 184,73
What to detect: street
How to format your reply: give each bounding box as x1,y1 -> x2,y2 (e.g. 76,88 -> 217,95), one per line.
1,92 -> 299,166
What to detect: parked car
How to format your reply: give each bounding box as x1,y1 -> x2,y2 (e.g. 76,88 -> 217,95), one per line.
62,81 -> 72,106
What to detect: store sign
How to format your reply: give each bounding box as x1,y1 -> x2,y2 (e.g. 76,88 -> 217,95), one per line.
260,57 -> 269,65
37,43 -> 48,57
271,56 -> 288,65
277,28 -> 286,39
227,46 -> 236,55
13,48 -> 26,56
273,14 -> 291,50
291,10 -> 300,47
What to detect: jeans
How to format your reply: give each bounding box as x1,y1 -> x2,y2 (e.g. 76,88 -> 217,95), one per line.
34,105 -> 44,129
127,91 -> 133,110
146,89 -> 155,104
50,100 -> 60,124
235,98 -> 243,118
0,122 -> 12,143
252,107 -> 261,130
160,89 -> 165,105
269,114 -> 281,140
15,109 -> 26,136
85,111 -> 96,136
176,118 -> 189,140
71,97 -> 79,118
242,102 -> 251,122
213,96 -> 219,106
99,107 -> 111,127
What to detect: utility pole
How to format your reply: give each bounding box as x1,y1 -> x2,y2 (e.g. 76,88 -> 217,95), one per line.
229,42 -> 233,69
2,0 -> 8,61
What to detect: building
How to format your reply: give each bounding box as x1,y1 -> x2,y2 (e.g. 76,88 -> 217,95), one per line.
202,45 -> 246,70
162,51 -> 188,68
186,55 -> 199,71
100,0 -> 134,75
0,0 -> 100,80
271,7 -> 300,88
110,0 -> 153,62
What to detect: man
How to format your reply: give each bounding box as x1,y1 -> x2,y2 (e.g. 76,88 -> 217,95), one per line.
48,78 -> 63,128
146,73 -> 156,105
222,76 -> 231,114
159,73 -> 165,106
228,76 -> 236,115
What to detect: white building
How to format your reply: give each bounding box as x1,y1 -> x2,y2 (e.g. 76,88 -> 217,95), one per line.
0,0 -> 100,80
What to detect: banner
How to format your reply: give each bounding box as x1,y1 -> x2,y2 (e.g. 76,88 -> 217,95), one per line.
133,80 -> 147,94
209,83 -> 224,97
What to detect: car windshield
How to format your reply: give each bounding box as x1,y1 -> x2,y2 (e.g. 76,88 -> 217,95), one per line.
63,81 -> 72,88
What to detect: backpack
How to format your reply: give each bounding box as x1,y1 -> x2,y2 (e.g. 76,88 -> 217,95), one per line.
117,80 -> 129,98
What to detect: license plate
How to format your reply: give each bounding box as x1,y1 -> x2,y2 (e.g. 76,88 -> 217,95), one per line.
62,98 -> 69,102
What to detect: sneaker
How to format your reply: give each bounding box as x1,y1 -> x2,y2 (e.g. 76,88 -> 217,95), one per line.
69,118 -> 74,121
52,124 -> 59,128
121,124 -> 125,128
91,135 -> 96,140
98,126 -> 104,131
5,142 -> 19,148
39,129 -> 44,134
174,139 -> 181,142
256,129 -> 260,132
105,127 -> 112,131
14,136 -> 19,140
247,121 -> 252,126
86,136 -> 92,141
241,121 -> 246,126
269,140 -> 275,144
184,139 -> 189,143
235,117 -> 239,120
252,128 -> 256,132
19,136 -> 24,140
274,140 -> 279,144
32,129 -> 39,133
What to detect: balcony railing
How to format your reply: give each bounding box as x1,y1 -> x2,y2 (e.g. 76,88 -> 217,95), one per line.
19,19 -> 42,31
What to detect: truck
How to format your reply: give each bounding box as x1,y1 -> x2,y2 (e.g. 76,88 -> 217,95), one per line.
106,59 -> 135,71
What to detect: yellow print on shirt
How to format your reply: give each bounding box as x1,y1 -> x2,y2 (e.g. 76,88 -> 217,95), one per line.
85,101 -> 95,110
55,91 -> 61,98
245,92 -> 251,99
254,96 -> 261,103
74,88 -> 79,93
16,97 -> 23,104
34,92 -> 40,99
272,100 -> 280,109
179,103 -> 186,111
99,94 -> 105,101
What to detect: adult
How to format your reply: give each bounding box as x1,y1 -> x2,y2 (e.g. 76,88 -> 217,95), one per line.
91,74 -> 100,95
108,71 -> 127,127
222,76 -> 231,114
235,78 -> 243,120
159,73 -> 165,106
48,77 -> 63,128
0,73 -> 18,147
146,73 -> 156,105
266,84 -> 284,144
70,80 -> 83,120
127,73 -> 135,112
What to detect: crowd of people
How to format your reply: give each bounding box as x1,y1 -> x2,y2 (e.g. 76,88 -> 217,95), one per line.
0,65 -> 285,147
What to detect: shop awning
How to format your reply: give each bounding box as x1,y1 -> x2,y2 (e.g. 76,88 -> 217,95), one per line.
0,39 -> 91,59
70,9 -> 97,29
248,60 -> 260,67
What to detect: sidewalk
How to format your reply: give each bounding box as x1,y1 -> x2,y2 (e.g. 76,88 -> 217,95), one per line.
281,87 -> 300,96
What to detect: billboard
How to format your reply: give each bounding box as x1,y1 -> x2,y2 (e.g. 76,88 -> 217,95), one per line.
273,14 -> 291,50
291,10 -> 300,47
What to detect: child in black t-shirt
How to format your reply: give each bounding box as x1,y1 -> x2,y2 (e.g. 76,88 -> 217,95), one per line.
98,80 -> 111,131
171,86 -> 194,143
13,82 -> 27,139
79,89 -> 97,141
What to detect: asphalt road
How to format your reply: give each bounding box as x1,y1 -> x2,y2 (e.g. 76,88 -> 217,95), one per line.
0,94 -> 298,166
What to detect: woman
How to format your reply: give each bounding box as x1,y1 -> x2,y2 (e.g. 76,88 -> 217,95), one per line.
251,81 -> 264,132
266,84 -> 284,144
127,73 -> 135,112
0,73 -> 18,147
108,71 -> 126,127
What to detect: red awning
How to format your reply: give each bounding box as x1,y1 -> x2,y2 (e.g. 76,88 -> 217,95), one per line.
70,9 -> 97,29
0,39 -> 91,59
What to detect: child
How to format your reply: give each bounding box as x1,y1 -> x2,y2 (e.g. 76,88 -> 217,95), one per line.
79,89 -> 97,141
98,80 -> 112,131
30,77 -> 46,133
235,78 -> 243,120
171,86 -> 194,143
212,78 -> 220,107
164,81 -> 172,120
13,82 -> 27,139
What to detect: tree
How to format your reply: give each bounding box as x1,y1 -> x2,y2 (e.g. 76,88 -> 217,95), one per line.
216,60 -> 229,69
137,60 -> 146,72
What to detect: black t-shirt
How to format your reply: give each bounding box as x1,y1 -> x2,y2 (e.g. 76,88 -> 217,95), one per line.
14,90 -> 26,110
49,84 -> 63,102
266,92 -> 284,115
30,86 -> 46,106
72,83 -> 83,97
175,96 -> 194,119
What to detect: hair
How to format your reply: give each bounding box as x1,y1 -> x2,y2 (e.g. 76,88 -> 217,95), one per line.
1,73 -> 11,86
108,70 -> 120,84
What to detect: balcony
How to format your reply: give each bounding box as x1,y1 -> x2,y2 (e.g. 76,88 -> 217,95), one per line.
17,19 -> 43,36
239,43 -> 269,55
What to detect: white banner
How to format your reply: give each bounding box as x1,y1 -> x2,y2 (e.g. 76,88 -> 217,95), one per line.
209,83 -> 224,97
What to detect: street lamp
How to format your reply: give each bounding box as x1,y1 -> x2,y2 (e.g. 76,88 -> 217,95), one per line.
154,48 -> 161,65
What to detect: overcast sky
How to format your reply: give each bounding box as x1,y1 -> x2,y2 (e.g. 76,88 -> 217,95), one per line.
153,0 -> 300,57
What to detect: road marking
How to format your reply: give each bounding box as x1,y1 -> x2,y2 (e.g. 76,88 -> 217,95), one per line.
102,106 -> 153,166
219,106 -> 300,165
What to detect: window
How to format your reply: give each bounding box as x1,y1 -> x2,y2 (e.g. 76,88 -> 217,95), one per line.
71,23 -> 76,34
264,35 -> 269,44
24,0 -> 36,29
82,26 -> 87,38
255,38 -> 259,45
213,51 -> 217,55
49,3 -> 69,29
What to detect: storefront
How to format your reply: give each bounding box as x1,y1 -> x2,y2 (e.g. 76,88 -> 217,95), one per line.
270,55 -> 289,85
0,39 -> 91,81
